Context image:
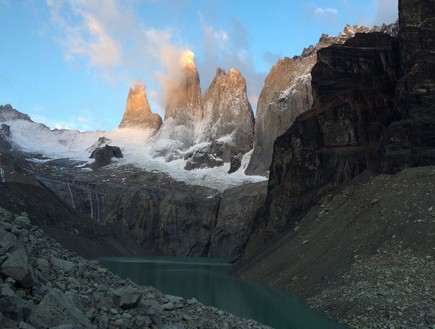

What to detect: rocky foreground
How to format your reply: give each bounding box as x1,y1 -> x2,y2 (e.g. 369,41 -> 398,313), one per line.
0,207 -> 270,329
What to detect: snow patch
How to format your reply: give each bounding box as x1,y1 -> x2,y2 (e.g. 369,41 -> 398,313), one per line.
4,118 -> 266,192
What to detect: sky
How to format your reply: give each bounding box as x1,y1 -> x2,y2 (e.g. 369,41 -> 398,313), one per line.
0,0 -> 398,131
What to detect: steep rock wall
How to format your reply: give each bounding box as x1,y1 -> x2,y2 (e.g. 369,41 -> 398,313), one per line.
246,32 -> 400,253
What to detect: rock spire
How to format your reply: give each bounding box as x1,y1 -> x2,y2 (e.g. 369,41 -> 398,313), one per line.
118,81 -> 162,131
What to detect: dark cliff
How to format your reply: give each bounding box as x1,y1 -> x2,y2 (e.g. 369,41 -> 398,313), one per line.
245,0 -> 434,255
384,0 -> 435,171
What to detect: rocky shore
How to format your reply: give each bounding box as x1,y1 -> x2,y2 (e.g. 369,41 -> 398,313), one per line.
0,207 -> 270,329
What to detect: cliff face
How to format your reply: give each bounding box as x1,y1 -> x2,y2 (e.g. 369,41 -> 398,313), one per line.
28,161 -> 267,260
384,0 -> 435,171
201,68 -> 254,156
245,25 -> 392,176
118,82 -> 162,131
246,0 -> 434,253
247,32 -> 400,249
184,68 -> 255,170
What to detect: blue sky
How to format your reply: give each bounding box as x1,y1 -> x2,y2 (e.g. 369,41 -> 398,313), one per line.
0,0 -> 398,131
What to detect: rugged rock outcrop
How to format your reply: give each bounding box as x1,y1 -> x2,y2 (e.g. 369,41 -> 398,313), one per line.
0,124 -> 12,150
184,67 -> 254,170
245,24 -> 398,176
247,31 -> 400,250
245,0 -> 434,259
118,81 -> 162,131
208,181 -> 268,262
0,104 -> 32,122
200,68 -> 254,158
151,51 -> 203,160
90,145 -> 123,169
0,207 -> 270,328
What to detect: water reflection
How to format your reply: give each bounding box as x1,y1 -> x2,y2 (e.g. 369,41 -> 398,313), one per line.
98,256 -> 347,329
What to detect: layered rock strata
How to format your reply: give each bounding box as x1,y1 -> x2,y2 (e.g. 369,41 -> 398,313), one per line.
247,31 -> 400,250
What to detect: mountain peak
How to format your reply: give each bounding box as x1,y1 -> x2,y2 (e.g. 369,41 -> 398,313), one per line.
180,50 -> 196,69
118,81 -> 162,130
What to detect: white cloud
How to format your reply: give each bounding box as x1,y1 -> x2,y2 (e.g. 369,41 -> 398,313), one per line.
314,7 -> 339,16
46,0 -> 187,115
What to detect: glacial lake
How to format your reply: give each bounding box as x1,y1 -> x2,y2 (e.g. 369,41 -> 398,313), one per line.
98,256 -> 347,329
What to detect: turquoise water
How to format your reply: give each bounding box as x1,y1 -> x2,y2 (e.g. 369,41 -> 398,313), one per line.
98,256 -> 347,329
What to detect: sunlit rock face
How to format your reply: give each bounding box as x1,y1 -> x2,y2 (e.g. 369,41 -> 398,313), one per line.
151,51 -> 204,160
118,81 -> 162,131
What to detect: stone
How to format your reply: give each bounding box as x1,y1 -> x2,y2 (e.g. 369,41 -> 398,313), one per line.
89,145 -> 123,169
0,295 -> 33,322
28,288 -> 94,329
35,258 -> 50,272
112,286 -> 143,309
161,301 -> 174,311
118,81 -> 162,131
50,257 -> 75,273
184,144 -> 225,170
228,153 -> 243,174
1,247 -> 34,288
18,321 -> 36,329
0,227 -> 18,253
14,216 -> 31,228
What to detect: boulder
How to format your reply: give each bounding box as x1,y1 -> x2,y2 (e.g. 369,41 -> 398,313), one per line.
111,286 -> 143,310
90,145 -> 123,168
28,288 -> 94,329
228,153 -> 243,174
1,243 -> 34,288
0,295 -> 33,322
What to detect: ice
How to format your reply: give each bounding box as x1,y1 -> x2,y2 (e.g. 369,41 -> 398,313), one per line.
4,117 -> 266,192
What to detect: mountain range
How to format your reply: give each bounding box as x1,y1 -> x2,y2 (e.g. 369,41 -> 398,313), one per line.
0,0 -> 434,327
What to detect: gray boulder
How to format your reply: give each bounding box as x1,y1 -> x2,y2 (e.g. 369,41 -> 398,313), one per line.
111,286 -> 143,310
28,288 -> 94,329
90,145 -> 123,168
1,245 -> 34,288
